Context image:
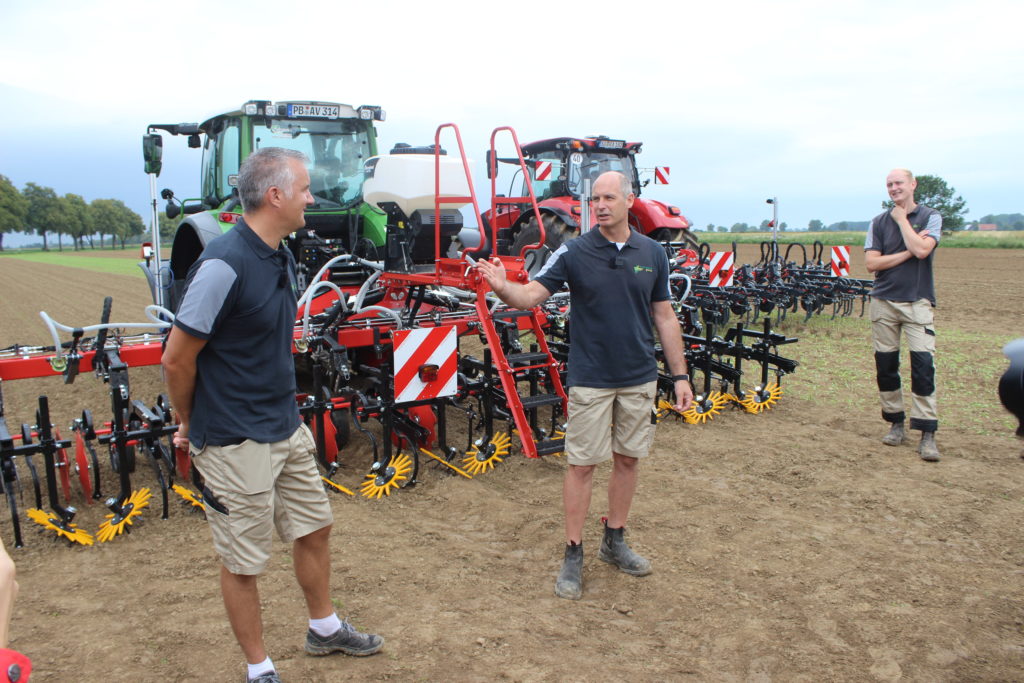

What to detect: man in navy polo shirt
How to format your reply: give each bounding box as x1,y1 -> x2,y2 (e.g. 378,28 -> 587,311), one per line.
477,171 -> 693,600
163,147 -> 383,683
865,168 -> 942,462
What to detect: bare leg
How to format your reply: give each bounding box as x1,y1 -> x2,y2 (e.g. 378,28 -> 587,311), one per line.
0,538 -> 17,649
293,525 -> 334,619
563,464 -> 596,543
221,567 -> 266,664
606,452 -> 639,528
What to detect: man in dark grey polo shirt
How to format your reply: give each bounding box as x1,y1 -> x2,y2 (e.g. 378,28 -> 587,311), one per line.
477,171 -> 693,600
865,168 -> 942,462
163,148 -> 383,683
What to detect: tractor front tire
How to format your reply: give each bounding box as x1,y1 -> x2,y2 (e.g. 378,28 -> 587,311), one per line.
512,215 -> 576,276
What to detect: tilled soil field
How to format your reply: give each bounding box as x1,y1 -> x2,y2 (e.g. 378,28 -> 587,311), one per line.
0,247 -> 1022,682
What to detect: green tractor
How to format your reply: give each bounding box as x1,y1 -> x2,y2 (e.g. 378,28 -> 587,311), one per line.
141,99 -> 387,311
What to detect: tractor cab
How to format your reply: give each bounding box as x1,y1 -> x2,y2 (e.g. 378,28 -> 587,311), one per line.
514,136 -> 643,201
142,100 -> 387,312
480,135 -> 695,271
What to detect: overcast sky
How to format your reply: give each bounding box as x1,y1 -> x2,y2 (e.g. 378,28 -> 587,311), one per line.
2,0 -> 1022,244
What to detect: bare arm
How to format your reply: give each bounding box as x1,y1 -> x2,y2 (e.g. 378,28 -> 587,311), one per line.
891,205 -> 938,259
161,325 -> 208,449
475,257 -> 552,309
864,248 -> 913,274
652,300 -> 694,412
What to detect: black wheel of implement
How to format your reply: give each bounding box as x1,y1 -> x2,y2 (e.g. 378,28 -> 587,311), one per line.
512,214 -> 576,277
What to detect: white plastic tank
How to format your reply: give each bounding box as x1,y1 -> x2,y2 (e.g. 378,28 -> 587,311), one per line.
363,152 -> 472,217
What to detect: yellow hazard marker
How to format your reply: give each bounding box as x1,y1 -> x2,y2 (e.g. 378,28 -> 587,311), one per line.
97,488 -> 152,543
419,448 -> 473,479
682,391 -> 730,424
26,508 -> 94,546
321,477 -> 355,496
172,484 -> 205,510
737,382 -> 783,414
359,452 -> 413,499
461,432 -> 511,475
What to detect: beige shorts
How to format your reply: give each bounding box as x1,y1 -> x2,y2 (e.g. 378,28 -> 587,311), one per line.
191,423 -> 333,575
564,381 -> 657,466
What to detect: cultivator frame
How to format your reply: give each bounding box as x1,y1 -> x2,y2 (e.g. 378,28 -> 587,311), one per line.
0,124 -> 814,548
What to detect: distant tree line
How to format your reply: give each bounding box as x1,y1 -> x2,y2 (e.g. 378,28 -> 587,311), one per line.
697,174 -> 974,236
0,174 -> 146,251
977,213 -> 1024,231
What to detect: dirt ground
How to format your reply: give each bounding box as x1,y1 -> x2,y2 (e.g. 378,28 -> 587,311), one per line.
1,247 -> 1022,682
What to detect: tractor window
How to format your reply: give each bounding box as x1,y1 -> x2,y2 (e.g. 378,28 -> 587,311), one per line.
567,153 -> 636,198
200,118 -> 240,207
253,119 -> 372,209
518,151 -> 561,201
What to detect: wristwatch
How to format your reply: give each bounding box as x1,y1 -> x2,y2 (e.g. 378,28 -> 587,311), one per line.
672,374 -> 690,382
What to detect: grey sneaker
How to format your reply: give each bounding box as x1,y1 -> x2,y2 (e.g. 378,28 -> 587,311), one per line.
882,422 -> 907,446
918,432 -> 940,462
247,672 -> 282,683
554,542 -> 584,600
305,619 -> 384,657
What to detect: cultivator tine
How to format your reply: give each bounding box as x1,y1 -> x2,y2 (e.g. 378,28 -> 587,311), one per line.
736,382 -> 784,414
25,397 -> 94,546
419,448 -> 473,479
96,381 -> 150,542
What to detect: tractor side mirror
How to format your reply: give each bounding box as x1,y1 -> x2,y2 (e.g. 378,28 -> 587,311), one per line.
485,150 -> 494,180
143,134 -> 163,176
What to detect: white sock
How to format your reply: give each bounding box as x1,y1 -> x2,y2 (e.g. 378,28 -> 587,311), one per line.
247,657 -> 274,680
309,613 -> 342,637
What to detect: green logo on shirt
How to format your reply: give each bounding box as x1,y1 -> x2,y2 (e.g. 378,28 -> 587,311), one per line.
633,264 -> 653,274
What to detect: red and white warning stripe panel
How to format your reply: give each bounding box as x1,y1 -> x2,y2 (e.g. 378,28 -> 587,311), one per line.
393,326 -> 458,404
831,245 -> 850,277
708,251 -> 734,287
654,166 -> 670,185
535,161 -> 553,182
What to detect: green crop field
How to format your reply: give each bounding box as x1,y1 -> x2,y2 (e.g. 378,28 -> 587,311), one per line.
0,248 -> 149,277
694,230 -> 1024,249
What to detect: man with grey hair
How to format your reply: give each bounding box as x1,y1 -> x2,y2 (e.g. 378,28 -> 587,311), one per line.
865,168 -> 942,461
476,171 -> 693,600
163,147 -> 384,683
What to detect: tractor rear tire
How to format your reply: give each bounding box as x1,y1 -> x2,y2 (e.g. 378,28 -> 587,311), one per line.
512,215 -> 577,276
653,228 -> 699,250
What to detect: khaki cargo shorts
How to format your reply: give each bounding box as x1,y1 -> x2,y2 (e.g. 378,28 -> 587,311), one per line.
564,381 -> 657,466
191,423 -> 333,575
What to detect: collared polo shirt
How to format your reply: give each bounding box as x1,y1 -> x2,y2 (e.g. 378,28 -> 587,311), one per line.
173,217 -> 301,449
864,205 -> 941,305
534,228 -> 671,388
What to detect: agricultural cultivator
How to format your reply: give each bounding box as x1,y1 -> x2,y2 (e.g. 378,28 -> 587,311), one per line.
0,109 -> 805,548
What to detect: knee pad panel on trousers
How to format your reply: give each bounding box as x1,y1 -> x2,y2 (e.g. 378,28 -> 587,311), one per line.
910,351 -> 935,397
875,351 -> 901,392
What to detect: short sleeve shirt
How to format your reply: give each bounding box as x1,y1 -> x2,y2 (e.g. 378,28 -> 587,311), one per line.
173,218 -> 301,448
534,228 -> 671,388
864,205 -> 941,305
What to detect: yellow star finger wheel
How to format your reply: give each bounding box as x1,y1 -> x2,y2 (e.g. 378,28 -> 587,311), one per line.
737,382 -> 783,414
683,391 -> 730,424
172,484 -> 205,511
360,453 -> 413,499
97,488 -> 152,543
461,432 -> 511,475
655,399 -> 686,423
26,508 -> 94,546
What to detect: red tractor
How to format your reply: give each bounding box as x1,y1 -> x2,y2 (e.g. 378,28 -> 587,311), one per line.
481,135 -> 696,270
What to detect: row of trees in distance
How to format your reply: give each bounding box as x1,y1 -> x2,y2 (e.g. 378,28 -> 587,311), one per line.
0,174 -> 147,251
698,174 -> 972,234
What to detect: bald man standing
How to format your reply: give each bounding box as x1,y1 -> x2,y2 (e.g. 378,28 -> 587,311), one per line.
477,171 -> 693,600
864,169 -> 942,462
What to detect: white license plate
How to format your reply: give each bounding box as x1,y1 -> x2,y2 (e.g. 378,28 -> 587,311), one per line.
287,103 -> 340,119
